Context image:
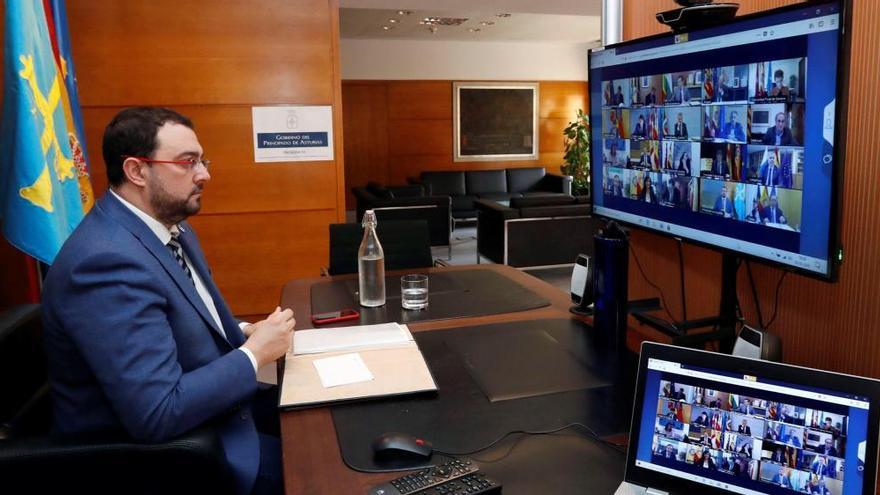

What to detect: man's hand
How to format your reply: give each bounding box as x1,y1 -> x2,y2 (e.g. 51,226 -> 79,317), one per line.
241,307 -> 296,368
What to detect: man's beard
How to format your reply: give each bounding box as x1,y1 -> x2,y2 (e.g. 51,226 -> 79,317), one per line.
148,179 -> 202,226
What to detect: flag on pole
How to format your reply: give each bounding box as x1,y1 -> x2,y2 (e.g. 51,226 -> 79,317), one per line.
46,0 -> 94,212
663,141 -> 673,169
0,0 -> 94,264
781,150 -> 793,188
651,142 -> 660,170
703,68 -> 714,101
662,74 -> 671,102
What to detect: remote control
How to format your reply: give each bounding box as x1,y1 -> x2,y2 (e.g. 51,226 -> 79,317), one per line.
413,472 -> 501,494
368,458 -> 484,495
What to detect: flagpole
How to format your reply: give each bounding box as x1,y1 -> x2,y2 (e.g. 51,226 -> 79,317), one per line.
24,257 -> 42,303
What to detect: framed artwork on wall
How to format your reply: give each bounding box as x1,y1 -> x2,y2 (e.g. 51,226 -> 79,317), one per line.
453,82 -> 540,162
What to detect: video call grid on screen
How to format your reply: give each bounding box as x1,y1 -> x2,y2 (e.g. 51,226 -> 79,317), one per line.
600,62 -> 807,227
634,360 -> 870,495
589,2 -> 841,276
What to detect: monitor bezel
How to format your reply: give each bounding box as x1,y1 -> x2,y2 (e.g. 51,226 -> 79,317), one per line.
624,342 -> 880,494
587,0 -> 851,282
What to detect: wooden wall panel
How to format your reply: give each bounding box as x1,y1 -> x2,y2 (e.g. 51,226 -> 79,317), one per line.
68,1 -> 337,106
189,209 -> 335,315
341,82 -> 389,209
342,80 -> 588,199
0,0 -> 347,316
622,0 -> 880,379
387,81 -> 452,120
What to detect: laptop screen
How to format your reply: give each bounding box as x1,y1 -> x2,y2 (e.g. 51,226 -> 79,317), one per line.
626,344 -> 880,495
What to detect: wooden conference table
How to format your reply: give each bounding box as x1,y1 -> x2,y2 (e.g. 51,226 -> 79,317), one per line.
277,264 -> 597,494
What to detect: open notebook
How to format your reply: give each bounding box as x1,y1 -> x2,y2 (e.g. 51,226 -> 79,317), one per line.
278,323 -> 437,409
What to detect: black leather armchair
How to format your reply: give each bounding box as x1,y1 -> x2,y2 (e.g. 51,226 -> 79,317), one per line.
476,196 -> 595,268
352,184 -> 452,258
0,304 -> 235,495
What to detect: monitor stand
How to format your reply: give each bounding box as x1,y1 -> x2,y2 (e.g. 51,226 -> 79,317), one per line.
632,252 -> 738,352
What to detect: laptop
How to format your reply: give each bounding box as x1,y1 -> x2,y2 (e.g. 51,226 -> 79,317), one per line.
616,342 -> 880,495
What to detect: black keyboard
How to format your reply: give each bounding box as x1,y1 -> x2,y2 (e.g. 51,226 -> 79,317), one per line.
368,458 -> 501,495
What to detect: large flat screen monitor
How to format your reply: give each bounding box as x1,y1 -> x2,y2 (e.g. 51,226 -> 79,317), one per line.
624,342 -> 880,495
588,1 -> 848,279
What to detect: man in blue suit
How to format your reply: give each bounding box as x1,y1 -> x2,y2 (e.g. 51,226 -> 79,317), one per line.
42,107 -> 296,495
721,110 -> 746,142
759,152 -> 781,186
714,185 -> 736,218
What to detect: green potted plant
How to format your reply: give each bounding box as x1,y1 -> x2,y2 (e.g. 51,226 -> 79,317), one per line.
560,109 -> 591,197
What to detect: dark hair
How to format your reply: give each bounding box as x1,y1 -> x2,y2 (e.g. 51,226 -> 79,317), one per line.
102,107 -> 194,186
774,69 -> 784,79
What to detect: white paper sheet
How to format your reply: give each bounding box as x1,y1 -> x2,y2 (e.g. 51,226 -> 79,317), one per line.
312,353 -> 375,388
293,323 -> 413,355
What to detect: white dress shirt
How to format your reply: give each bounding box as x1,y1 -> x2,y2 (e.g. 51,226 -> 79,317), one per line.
109,189 -> 258,374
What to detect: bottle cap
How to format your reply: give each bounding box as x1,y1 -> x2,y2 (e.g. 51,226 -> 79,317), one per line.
362,210 -> 377,227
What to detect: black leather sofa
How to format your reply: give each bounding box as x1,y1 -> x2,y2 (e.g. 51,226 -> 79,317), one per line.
476,196 -> 596,268
411,167 -> 572,226
351,182 -> 452,257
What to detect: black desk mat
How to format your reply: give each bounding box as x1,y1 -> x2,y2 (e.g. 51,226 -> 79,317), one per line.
310,269 -> 551,326
475,433 -> 626,494
330,319 -> 636,474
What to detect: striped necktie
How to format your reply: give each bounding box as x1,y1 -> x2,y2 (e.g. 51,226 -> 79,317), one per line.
167,232 -> 194,285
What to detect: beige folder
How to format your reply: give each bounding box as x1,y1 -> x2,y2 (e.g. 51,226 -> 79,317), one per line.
279,342 -> 437,409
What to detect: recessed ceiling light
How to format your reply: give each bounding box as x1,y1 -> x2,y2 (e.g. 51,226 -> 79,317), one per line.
420,17 -> 469,26
382,25 -> 393,30
388,18 -> 398,23
496,13 -> 512,18
397,10 -> 412,15
480,21 -> 495,26
469,28 -> 481,32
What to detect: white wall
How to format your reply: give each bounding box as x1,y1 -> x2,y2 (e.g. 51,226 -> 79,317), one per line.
340,38 -> 591,81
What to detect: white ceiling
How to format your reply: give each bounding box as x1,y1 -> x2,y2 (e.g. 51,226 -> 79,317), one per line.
339,0 -> 603,17
340,9 -> 601,42
339,0 -> 602,43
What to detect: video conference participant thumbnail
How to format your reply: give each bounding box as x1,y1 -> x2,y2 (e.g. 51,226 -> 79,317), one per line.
630,140 -> 662,171
665,71 -> 703,104
742,185 -> 803,230
602,139 -> 629,168
703,104 -> 749,143
636,75 -> 665,106
749,58 -> 807,103
603,78 -> 634,107
661,141 -> 700,176
700,179 -> 745,220
700,143 -> 746,181
749,103 -> 804,146
662,106 -> 701,142
745,145 -> 803,188
603,166 -> 627,197
602,108 -> 631,139
631,108 -> 661,141
659,174 -> 698,211
711,64 -> 750,103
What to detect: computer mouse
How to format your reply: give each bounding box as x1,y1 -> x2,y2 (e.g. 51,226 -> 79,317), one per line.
371,432 -> 433,459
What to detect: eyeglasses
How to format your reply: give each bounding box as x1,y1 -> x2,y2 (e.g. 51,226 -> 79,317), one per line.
123,155 -> 211,170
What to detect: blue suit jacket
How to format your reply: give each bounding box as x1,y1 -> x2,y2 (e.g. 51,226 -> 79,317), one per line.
714,196 -> 735,217
42,193 -> 260,495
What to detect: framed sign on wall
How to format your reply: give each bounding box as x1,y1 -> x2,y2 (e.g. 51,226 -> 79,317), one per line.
453,82 -> 540,162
